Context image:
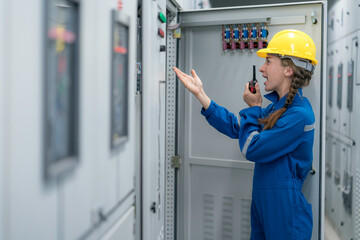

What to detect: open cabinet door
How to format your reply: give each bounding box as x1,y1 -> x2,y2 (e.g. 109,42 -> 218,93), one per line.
177,2 -> 326,239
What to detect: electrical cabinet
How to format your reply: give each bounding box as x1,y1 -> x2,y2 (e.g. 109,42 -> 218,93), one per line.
141,0 -> 167,239
0,0 -> 138,239
325,1 -> 360,239
0,1 -> 5,239
167,2 -> 326,240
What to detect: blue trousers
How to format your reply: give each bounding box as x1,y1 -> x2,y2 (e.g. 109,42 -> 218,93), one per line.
250,178 -> 313,240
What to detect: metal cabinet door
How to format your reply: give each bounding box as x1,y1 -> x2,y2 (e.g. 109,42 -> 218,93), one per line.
177,2 -> 325,240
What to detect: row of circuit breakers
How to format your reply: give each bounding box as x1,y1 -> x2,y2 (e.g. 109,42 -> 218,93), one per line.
326,60 -> 356,216
222,23 -> 268,52
328,60 -> 354,112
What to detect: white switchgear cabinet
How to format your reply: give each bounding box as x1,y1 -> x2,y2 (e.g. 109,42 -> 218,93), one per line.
141,0 -> 168,240
0,1 -> 138,239
325,0 -> 360,239
162,1 -> 326,239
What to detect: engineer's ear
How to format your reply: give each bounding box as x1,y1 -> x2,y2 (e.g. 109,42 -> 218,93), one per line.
284,66 -> 294,77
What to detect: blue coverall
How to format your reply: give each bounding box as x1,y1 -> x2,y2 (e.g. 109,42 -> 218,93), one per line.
200,88 -> 315,240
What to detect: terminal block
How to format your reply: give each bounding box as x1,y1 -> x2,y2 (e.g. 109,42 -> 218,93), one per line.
222,23 -> 268,53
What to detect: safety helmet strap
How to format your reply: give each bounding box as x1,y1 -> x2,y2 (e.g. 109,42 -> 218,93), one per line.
283,55 -> 315,74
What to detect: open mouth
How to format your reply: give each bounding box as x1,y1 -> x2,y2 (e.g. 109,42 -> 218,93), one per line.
262,75 -> 268,85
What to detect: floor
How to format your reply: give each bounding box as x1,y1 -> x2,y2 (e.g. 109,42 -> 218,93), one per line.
324,213 -> 344,240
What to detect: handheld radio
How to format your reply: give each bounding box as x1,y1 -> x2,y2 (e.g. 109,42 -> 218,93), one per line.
249,65 -> 258,94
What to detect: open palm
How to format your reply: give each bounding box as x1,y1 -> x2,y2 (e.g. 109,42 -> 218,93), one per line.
172,67 -> 211,109
172,67 -> 203,96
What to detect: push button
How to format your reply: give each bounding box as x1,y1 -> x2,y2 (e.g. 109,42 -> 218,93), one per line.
158,28 -> 165,38
158,12 -> 166,23
160,45 -> 166,52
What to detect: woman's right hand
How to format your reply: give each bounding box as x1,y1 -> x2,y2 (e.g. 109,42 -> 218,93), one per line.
172,67 -> 204,96
172,67 -> 211,110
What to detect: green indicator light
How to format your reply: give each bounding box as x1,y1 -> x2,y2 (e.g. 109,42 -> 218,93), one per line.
159,12 -> 166,23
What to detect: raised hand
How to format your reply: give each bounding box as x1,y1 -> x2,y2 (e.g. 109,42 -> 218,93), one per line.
172,67 -> 204,96
172,67 -> 211,110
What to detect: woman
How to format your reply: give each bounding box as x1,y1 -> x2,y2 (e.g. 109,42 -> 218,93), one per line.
173,29 -> 317,240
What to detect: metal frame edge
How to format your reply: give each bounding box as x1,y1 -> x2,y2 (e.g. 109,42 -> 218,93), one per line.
165,4 -> 179,240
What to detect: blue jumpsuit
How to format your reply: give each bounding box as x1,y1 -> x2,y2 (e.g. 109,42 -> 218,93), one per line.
200,88 -> 315,240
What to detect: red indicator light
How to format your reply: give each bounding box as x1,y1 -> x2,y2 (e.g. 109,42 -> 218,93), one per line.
158,28 -> 165,38
114,46 -> 128,54
118,0 -> 123,10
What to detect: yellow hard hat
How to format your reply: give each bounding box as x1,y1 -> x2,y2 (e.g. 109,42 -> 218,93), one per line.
257,29 -> 318,66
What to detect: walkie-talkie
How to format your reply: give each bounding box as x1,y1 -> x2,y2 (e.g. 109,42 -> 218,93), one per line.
249,65 -> 258,94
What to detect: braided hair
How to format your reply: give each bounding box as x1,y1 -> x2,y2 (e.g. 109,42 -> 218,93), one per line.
258,58 -> 313,130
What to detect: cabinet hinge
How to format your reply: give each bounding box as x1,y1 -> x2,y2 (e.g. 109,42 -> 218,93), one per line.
171,155 -> 181,169
136,62 -> 142,94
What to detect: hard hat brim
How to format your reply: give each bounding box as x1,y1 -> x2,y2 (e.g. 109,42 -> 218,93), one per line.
256,48 -> 271,59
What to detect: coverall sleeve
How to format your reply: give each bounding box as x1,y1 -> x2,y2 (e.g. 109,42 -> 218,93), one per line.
239,106 -> 306,163
201,100 -> 240,139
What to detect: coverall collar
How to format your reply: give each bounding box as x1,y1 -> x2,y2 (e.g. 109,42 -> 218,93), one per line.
264,88 -> 303,110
